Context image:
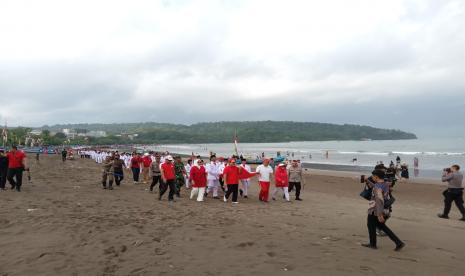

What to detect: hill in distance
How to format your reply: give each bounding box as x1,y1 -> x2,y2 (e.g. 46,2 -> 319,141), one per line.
42,121 -> 417,144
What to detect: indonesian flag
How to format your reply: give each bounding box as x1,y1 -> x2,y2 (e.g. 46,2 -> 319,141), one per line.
238,166 -> 257,180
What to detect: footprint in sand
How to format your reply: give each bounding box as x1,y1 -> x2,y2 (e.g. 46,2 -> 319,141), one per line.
237,241 -> 254,248
266,252 -> 276,257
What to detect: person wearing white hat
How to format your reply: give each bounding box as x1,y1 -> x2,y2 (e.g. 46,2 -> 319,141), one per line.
141,153 -> 152,183
160,155 -> 176,201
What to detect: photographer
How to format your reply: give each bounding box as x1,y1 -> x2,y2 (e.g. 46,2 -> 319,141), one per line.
362,169 -> 405,251
438,165 -> 465,221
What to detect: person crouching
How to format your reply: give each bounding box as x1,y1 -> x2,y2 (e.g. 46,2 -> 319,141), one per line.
189,159 -> 207,202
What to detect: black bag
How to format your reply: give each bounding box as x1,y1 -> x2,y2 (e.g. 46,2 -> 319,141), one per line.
360,186 -> 372,200
384,195 -> 396,209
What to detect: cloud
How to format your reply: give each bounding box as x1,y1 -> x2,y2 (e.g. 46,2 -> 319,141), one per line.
0,0 -> 464,136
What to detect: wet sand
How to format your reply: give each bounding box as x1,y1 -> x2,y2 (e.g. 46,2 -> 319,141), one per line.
0,155 -> 464,276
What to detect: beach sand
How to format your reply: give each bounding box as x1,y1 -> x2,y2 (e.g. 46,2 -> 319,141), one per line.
1,156 -> 464,276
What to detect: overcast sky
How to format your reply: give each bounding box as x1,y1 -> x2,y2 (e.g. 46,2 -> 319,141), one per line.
0,0 -> 464,137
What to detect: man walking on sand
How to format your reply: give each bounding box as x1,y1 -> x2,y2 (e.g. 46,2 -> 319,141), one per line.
160,155 -> 176,202
6,145 -> 28,192
288,160 -> 303,201
149,153 -> 163,193
130,152 -> 143,184
141,153 -> 152,183
0,149 -> 8,191
206,155 -> 221,199
438,165 -> 465,221
256,159 -> 274,202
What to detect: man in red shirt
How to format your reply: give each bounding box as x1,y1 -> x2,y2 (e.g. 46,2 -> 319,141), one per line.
141,153 -> 152,183
130,152 -> 142,184
222,158 -> 244,204
160,155 -> 176,202
6,145 -> 28,192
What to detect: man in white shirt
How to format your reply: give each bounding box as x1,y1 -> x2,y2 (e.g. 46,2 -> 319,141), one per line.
256,159 -> 274,202
205,155 -> 221,198
239,158 -> 252,198
184,159 -> 192,189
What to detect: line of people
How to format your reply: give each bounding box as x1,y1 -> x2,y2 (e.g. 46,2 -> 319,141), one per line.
95,150 -> 305,204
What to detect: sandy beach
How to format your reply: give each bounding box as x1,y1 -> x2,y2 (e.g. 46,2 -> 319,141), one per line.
1,155 -> 464,276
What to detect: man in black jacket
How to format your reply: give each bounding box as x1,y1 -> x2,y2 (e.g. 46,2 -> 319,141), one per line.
0,149 -> 8,190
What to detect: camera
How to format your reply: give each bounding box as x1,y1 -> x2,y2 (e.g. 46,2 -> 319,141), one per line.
443,168 -> 451,173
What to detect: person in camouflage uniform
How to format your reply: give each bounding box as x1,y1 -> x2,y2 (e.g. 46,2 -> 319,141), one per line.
174,156 -> 186,197
102,155 -> 114,190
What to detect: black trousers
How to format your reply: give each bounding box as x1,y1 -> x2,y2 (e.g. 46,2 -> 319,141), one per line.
114,171 -> 124,186
367,214 -> 402,247
0,169 -> 7,189
131,168 -> 140,182
150,175 -> 162,191
288,182 -> 302,199
225,184 -> 239,202
7,168 -> 23,190
159,179 -> 176,200
442,189 -> 465,216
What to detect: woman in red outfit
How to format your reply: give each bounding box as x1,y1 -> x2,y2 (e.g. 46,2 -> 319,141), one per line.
272,163 -> 290,201
190,159 -> 208,202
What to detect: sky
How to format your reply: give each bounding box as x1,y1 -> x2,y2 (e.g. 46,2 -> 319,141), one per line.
0,0 -> 464,137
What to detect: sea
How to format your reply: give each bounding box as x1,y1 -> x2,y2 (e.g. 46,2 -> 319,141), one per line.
146,137 -> 465,180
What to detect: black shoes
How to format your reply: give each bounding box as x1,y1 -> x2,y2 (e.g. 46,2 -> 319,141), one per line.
361,243 -> 377,250
395,242 -> 406,251
460,217 -> 465,221
437,213 -> 449,219
295,198 -> 302,201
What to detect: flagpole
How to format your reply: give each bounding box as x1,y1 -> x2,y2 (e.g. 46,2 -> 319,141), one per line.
233,129 -> 239,157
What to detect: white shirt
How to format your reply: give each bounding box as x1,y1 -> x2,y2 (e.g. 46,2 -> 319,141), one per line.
256,164 -> 273,182
206,161 -> 221,180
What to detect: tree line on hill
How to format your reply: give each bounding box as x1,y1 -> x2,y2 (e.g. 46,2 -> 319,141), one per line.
4,121 -> 417,146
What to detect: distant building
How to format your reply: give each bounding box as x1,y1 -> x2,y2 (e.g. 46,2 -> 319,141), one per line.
62,128 -> 77,139
29,129 -> 42,136
87,130 -> 107,138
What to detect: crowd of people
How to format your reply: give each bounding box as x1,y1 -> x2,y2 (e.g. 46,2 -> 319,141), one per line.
77,149 -> 305,204
1,146 -> 463,253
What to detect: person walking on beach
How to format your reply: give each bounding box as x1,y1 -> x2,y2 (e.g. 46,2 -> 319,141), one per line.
141,153 -> 152,183
6,145 -> 28,192
438,165 -> 465,221
223,158 -> 242,204
130,152 -> 142,184
0,149 -> 8,190
61,148 -> 67,162
189,159 -> 207,202
288,160 -> 303,201
272,163 -> 290,201
149,153 -> 162,193
185,159 -> 192,189
160,155 -> 176,202
102,156 -> 114,190
239,158 -> 251,198
256,159 -> 274,202
174,156 -> 186,197
112,153 -> 125,186
206,155 -> 221,199
362,169 -> 405,251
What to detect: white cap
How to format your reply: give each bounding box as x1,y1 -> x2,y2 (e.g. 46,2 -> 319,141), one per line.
166,155 -> 174,161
